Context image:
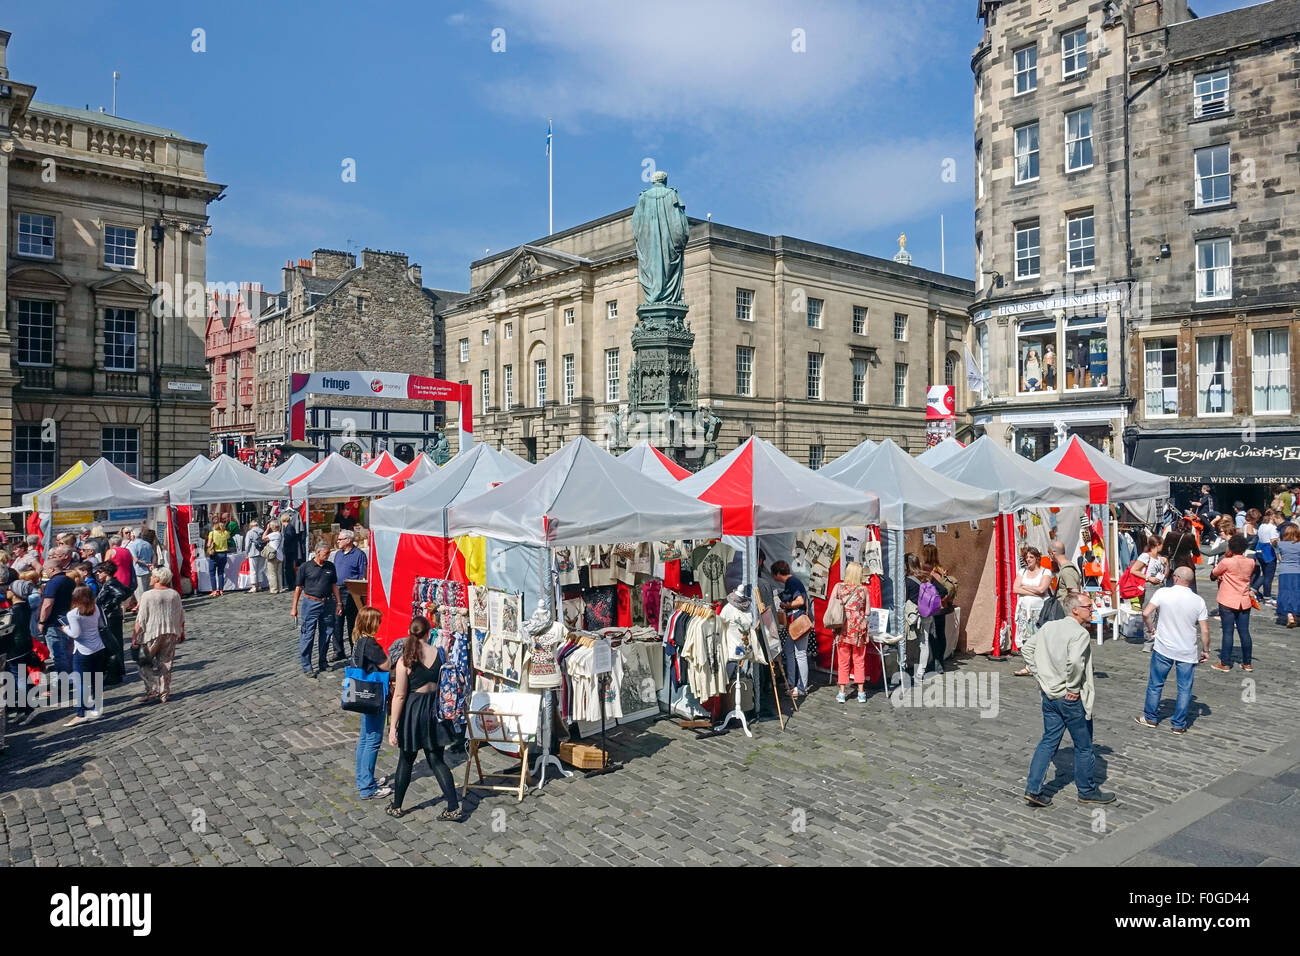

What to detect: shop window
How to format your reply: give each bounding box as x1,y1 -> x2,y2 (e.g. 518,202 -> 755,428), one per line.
1252,328 -> 1290,414
1069,425 -> 1111,457
1017,318 -> 1056,394
1143,337 -> 1178,417
1196,335 -> 1232,415
1015,426 -> 1053,462
1065,316 -> 1107,389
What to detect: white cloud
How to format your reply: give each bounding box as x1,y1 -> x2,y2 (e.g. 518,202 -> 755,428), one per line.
446,12 -> 467,26
482,0 -> 944,125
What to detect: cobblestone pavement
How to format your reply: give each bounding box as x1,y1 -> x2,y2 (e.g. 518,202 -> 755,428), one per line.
2,585 -> 1297,866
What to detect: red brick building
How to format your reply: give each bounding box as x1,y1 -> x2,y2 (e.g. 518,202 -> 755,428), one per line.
205,282 -> 269,455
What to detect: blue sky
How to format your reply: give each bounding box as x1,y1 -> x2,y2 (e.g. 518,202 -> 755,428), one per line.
8,0 -> 1250,292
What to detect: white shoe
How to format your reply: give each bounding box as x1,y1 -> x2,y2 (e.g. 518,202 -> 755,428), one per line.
62,715 -> 85,728
85,710 -> 102,720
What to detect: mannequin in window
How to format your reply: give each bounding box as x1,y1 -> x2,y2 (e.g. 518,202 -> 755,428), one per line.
1023,348 -> 1043,392
1073,338 -> 1090,388
1043,345 -> 1056,389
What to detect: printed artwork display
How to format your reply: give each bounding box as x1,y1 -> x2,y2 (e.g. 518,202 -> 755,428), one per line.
476,589 -> 526,684
794,529 -> 836,599
469,586 -> 489,631
840,526 -> 867,573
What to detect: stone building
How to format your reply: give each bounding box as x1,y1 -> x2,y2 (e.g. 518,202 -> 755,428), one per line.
1124,0 -> 1300,506
252,248 -> 457,462
442,209 -> 974,466
970,0 -> 1300,508
970,0 -> 1154,461
1,28 -> 223,513
205,281 -> 269,456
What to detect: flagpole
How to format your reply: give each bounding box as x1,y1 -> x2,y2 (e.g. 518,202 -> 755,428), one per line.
548,117 -> 553,236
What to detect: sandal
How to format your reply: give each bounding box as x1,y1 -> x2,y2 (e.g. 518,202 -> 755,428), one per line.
385,805 -> 404,818
1013,667 -> 1032,677
439,808 -> 464,822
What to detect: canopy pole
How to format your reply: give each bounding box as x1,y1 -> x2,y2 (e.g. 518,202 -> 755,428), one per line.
716,533 -> 754,738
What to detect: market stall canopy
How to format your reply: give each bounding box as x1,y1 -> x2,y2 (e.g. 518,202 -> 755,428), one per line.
916,437 -> 966,468
150,454 -> 212,493
22,460 -> 89,512
287,453 -> 394,500
266,453 -> 316,482
676,436 -> 879,535
815,439 -> 878,481
46,458 -> 170,513
1037,435 -> 1169,506
448,436 -> 721,545
618,440 -> 691,482
828,439 -> 1001,529
371,443 -> 528,533
392,454 -> 438,491
497,445 -> 532,467
169,454 -> 291,506
364,450 -> 403,479
931,435 -> 1094,512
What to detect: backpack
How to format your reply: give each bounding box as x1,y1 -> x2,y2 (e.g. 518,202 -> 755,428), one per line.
917,581 -> 943,618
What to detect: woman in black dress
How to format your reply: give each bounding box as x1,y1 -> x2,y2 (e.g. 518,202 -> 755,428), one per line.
386,616 -> 461,820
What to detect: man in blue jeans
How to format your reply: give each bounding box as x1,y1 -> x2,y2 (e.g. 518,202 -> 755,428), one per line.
1136,566 -> 1210,734
1022,591 -> 1116,807
291,544 -> 342,679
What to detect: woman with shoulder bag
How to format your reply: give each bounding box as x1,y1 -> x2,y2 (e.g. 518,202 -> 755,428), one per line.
350,606 -> 393,801
772,561 -> 811,700
133,567 -> 186,704
61,585 -> 108,726
386,615 -> 461,821
921,544 -> 956,676
1012,547 -> 1050,676
830,562 -> 872,703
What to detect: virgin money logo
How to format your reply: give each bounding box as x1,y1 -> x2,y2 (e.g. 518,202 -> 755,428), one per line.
370,379 -> 384,393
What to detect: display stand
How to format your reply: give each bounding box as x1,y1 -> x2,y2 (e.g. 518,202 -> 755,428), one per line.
531,688 -> 572,790
586,639 -> 622,776
714,667 -> 752,737
462,705 -> 532,803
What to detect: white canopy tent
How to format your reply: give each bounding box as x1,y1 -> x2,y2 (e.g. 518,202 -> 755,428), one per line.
930,435 -> 1094,512
285,453 -> 394,501
150,454 -> 212,493
1036,435 -> 1171,507
448,436 -> 721,546
371,443 -> 528,535
21,460 -> 90,512
266,453 -> 316,482
168,454 -> 291,506
46,458 -> 170,513
916,437 -> 966,469
828,439 -> 1001,529
617,440 -> 691,483
815,439 -> 878,482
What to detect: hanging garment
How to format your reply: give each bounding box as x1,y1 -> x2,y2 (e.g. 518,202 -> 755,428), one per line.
437,630 -> 471,733
719,601 -> 754,661
584,586 -> 617,630
682,614 -> 727,701
616,583 -> 633,627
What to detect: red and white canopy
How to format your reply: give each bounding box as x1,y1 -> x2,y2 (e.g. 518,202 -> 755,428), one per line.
391,454 -> 437,491
1037,435 -> 1169,506
364,450 -> 403,479
676,436 -> 879,535
618,440 -> 691,482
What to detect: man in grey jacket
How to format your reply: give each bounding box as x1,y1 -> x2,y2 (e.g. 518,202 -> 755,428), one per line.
1022,590 -> 1116,807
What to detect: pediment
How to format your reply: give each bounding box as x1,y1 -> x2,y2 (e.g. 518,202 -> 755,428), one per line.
479,244 -> 593,294
7,264 -> 73,292
90,274 -> 153,297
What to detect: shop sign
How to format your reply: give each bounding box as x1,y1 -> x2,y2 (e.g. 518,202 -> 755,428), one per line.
1131,433 -> 1300,482
972,287 -> 1124,323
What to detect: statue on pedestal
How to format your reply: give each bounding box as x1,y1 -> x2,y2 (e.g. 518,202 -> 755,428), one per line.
631,171 -> 690,311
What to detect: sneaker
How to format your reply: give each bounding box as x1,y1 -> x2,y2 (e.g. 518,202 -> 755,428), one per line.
1170,726 -> 1188,735
1241,664 -> 1253,672
303,670 -> 318,680
1210,662 -> 1231,672
62,715 -> 85,728
1134,716 -> 1158,729
858,691 -> 869,703
835,692 -> 847,703
84,710 -> 102,721
1078,790 -> 1117,805
1025,792 -> 1052,808
361,785 -> 394,800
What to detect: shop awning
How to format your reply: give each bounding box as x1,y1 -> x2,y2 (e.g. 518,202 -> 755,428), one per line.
931,435 -> 1093,512
618,440 -> 691,482
448,436 -> 721,546
676,436 -> 879,535
1038,435 -> 1168,504
1129,431 -> 1300,484
827,439 -> 1001,529
815,439 -> 877,481
46,458 -> 170,513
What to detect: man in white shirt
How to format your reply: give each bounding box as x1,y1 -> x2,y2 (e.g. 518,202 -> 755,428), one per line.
1136,566 -> 1210,734
1022,591 -> 1115,807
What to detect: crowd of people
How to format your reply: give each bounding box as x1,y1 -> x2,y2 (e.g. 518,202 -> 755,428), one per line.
0,525 -> 188,754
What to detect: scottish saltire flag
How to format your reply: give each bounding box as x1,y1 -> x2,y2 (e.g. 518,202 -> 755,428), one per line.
546,119 -> 552,156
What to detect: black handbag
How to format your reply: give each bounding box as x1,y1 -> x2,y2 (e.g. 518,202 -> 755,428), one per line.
1037,591 -> 1065,627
